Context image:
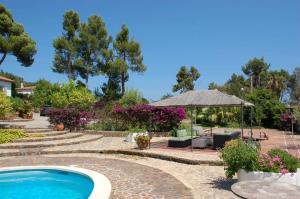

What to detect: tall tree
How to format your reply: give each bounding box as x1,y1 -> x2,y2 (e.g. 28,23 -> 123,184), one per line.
242,57 -> 269,89
77,15 -> 111,85
266,69 -> 290,100
289,67 -> 300,104
0,4 -> 36,66
223,73 -> 247,97
173,66 -> 200,93
52,11 -> 80,81
99,49 -> 122,101
113,25 -> 146,95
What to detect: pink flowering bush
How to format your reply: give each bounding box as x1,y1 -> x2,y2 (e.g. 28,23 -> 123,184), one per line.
48,108 -> 92,132
220,139 -> 299,178
112,104 -> 185,131
259,153 -> 287,174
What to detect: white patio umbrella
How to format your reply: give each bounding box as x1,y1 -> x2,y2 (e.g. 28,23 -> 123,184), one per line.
150,89 -> 254,150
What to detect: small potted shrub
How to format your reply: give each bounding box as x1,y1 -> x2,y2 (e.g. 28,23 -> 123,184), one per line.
220,138 -> 259,178
135,133 -> 150,150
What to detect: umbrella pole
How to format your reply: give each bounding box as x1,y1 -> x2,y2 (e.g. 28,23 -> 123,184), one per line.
250,106 -> 253,138
191,107 -> 193,152
241,104 -> 244,138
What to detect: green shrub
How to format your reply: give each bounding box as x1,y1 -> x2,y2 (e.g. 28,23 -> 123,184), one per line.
10,97 -> 24,112
0,92 -> 13,119
0,129 -> 26,143
220,139 -> 260,178
267,148 -> 299,172
51,81 -> 96,110
31,79 -> 61,108
118,89 -> 145,107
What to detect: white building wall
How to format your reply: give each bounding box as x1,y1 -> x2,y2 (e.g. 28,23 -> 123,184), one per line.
0,81 -> 12,96
17,91 -> 33,95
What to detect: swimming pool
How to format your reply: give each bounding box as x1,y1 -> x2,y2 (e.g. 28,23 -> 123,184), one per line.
0,166 -> 111,199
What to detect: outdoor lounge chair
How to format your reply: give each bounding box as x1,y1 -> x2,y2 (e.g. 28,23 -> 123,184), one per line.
168,137 -> 192,147
213,131 -> 241,149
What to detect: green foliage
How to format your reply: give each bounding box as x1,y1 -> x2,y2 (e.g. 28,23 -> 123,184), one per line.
220,139 -> 260,178
0,129 -> 26,143
19,101 -> 33,116
52,10 -> 80,80
196,107 -> 240,127
10,97 -> 23,111
50,81 -> 96,110
245,89 -> 285,128
118,89 -> 144,107
267,148 -> 299,172
173,66 -> 200,93
242,57 -> 269,88
76,15 -> 111,84
289,67 -> 300,103
128,127 -> 147,133
0,91 -> 12,118
31,79 -> 60,108
113,24 -> 146,95
266,70 -> 290,100
0,4 -> 36,66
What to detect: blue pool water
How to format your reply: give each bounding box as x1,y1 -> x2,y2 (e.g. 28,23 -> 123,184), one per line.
0,169 -> 94,199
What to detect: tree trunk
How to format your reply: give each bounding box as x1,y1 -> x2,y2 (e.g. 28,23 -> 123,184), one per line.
0,53 -> 7,66
121,72 -> 125,96
85,75 -> 89,88
67,55 -> 72,81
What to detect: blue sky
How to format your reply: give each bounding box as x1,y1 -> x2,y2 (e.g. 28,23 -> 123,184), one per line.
1,0 -> 300,100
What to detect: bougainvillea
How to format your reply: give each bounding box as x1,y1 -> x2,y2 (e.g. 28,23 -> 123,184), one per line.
48,108 -> 92,131
280,113 -> 293,131
112,104 -> 185,131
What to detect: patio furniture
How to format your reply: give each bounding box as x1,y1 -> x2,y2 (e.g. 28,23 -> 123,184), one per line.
213,131 -> 241,149
192,136 -> 212,148
168,137 -> 192,147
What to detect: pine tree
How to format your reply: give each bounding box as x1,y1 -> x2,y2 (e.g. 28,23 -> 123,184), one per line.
0,4 -> 36,66
52,11 -> 80,80
113,25 -> 146,95
77,15 -> 111,85
173,66 -> 200,93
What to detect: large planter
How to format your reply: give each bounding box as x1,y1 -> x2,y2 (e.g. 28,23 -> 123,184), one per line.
237,169 -> 300,186
55,123 -> 65,131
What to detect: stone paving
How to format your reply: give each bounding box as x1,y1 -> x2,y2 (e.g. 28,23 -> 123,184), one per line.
0,113 -> 50,128
0,154 -> 238,199
232,180 -> 300,199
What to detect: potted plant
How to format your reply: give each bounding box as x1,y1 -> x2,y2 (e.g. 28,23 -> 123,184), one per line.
135,133 -> 150,150
126,128 -> 146,142
220,139 -> 300,186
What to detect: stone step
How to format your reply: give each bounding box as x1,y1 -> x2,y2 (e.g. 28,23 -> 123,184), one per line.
25,131 -> 68,137
14,133 -> 84,143
0,134 -> 103,149
24,128 -> 54,133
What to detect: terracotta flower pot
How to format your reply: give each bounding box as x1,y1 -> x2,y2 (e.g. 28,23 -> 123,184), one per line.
136,140 -> 149,150
55,123 -> 65,131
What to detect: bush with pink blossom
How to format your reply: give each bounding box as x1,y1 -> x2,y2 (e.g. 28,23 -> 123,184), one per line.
112,104 -> 185,132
